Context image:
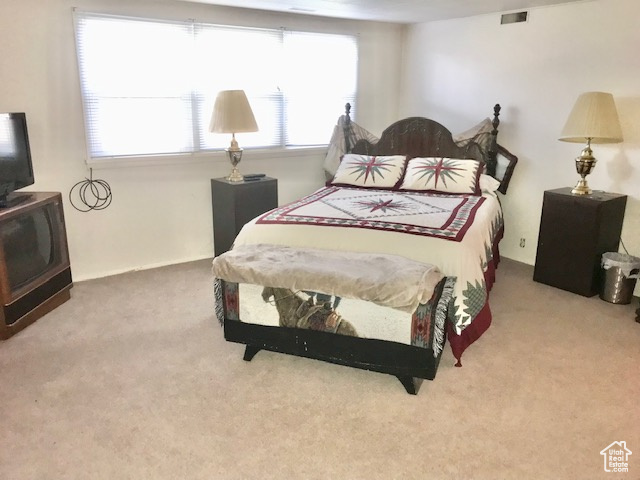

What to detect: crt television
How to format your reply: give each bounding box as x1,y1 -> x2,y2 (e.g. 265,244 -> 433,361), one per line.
0,112 -> 35,208
0,192 -> 73,339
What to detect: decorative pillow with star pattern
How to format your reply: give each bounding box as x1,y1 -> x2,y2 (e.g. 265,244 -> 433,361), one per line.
331,154 -> 407,190
399,157 -> 484,195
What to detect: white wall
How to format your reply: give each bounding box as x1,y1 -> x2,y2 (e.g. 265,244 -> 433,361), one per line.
0,0 -> 404,280
400,0 -> 640,265
6,0 -> 636,281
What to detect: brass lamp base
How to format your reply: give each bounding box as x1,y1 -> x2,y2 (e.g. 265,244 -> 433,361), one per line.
571,143 -> 596,196
226,142 -> 244,183
227,168 -> 244,183
571,177 -> 592,195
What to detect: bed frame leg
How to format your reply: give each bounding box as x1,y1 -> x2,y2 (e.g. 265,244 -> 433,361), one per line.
243,345 -> 261,362
397,376 -> 423,395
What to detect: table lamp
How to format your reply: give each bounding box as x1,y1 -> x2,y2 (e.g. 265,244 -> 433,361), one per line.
558,91 -> 623,195
210,90 -> 258,182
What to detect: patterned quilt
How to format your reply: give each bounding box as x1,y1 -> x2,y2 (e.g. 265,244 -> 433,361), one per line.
257,186 -> 485,242
233,186 -> 503,334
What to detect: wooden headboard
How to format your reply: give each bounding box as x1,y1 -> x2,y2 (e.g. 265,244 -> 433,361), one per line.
343,104 -> 516,194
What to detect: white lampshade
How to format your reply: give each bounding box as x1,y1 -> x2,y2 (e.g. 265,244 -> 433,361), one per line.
209,90 -> 258,134
559,91 -> 623,144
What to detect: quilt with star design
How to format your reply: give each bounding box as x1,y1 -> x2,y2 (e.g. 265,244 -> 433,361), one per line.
233,185 -> 503,337
257,186 -> 485,242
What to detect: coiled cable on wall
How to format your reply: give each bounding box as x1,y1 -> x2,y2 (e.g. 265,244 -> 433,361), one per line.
69,168 -> 112,212
620,238 -> 629,255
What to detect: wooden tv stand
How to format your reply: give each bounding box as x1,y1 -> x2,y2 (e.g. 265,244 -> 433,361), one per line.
0,192 -> 73,340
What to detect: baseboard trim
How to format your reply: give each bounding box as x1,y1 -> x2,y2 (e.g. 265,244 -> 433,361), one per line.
74,255 -> 213,282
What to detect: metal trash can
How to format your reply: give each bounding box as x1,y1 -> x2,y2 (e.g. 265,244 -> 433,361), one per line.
600,252 -> 640,304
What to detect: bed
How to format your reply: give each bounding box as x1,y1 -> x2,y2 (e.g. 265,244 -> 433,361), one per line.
212,104 -> 517,394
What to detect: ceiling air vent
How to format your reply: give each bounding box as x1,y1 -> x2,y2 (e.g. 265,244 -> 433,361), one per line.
289,7 -> 315,13
501,11 -> 528,24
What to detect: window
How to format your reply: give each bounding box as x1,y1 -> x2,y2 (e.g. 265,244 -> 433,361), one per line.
73,12 -> 358,160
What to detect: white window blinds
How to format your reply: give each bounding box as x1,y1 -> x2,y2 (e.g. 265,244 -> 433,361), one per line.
73,12 -> 358,160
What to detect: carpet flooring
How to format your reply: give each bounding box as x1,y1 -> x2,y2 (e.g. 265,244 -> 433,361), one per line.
0,258 -> 638,479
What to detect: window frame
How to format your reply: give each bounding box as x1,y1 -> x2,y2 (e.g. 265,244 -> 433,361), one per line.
72,11 -> 359,166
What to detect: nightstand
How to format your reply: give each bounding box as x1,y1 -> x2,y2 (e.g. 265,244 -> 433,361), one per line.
533,187 -> 627,296
211,177 -> 278,256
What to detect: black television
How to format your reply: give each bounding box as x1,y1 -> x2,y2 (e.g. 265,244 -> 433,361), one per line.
0,112 -> 35,208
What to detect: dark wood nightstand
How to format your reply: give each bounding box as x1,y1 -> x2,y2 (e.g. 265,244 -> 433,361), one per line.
211,177 -> 278,256
533,187 -> 627,296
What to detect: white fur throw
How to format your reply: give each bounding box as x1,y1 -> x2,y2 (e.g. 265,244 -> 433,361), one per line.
211,244 -> 445,314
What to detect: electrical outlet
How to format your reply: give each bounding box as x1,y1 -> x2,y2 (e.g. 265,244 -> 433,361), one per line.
519,238 -> 526,248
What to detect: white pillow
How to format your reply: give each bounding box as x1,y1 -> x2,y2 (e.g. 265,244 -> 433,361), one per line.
331,154 -> 407,189
399,157 -> 483,195
479,174 -> 501,193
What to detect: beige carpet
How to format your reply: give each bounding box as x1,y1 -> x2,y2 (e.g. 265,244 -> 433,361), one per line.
0,258 -> 638,480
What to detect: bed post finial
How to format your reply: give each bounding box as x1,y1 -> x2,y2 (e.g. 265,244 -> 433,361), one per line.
486,104 -> 501,177
344,103 -> 353,153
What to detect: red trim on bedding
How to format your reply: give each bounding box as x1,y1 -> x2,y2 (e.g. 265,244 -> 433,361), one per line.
485,224 -> 503,293
493,225 -> 503,266
447,224 -> 504,366
257,186 -> 485,242
447,302 -> 491,367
